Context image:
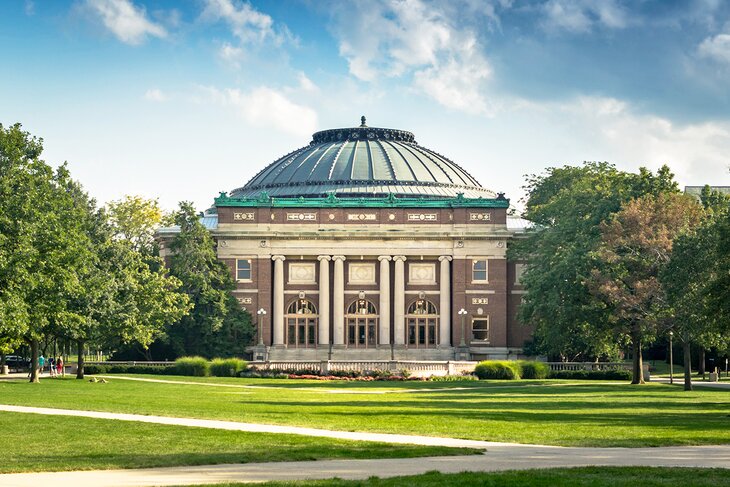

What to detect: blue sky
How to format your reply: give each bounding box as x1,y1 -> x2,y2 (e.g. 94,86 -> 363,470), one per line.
1,0 -> 729,211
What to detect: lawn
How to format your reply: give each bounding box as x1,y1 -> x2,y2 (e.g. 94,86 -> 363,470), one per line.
180,467 -> 730,487
0,375 -> 728,447
0,411 -> 475,473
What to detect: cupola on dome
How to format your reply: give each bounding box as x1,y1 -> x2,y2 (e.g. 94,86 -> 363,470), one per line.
230,117 -> 494,199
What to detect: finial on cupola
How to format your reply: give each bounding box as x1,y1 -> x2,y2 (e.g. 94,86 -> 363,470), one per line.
360,115 -> 367,127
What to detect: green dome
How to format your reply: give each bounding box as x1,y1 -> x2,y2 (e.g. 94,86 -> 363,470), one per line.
231,117 -> 494,199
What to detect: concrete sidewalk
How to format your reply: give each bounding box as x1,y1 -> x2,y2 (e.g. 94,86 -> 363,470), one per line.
1,446 -> 729,487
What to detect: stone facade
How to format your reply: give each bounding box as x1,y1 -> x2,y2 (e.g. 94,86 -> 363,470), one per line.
200,197 -> 532,361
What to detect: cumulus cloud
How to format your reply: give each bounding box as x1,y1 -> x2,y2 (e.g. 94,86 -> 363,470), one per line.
84,0 -> 167,45
551,96 -> 730,185
328,0 -> 495,114
144,88 -> 168,102
204,86 -> 318,137
698,32 -> 730,64
541,0 -> 629,33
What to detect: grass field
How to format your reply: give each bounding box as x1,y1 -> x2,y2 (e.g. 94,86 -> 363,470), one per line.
180,467 -> 730,487
1,375 -> 728,447
0,411 -> 474,473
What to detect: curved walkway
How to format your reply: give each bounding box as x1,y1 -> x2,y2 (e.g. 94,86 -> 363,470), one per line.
1,404 -> 728,486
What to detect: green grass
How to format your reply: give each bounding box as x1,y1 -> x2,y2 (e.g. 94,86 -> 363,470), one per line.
1,375 -> 729,447
181,467 -> 730,487
0,411 -> 475,473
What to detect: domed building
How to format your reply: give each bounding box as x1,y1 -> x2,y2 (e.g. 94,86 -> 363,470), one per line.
165,118 -> 531,361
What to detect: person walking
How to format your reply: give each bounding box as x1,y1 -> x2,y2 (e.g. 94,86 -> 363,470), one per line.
38,355 -> 45,376
49,356 -> 55,377
57,356 -> 64,377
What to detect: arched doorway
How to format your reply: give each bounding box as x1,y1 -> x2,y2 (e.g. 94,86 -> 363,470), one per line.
345,299 -> 378,348
406,298 -> 439,348
285,298 -> 318,348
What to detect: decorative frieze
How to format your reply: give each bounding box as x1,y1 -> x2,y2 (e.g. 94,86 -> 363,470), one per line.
408,263 -> 436,285
233,212 -> 255,221
407,213 -> 437,221
348,263 -> 376,284
287,212 -> 317,221
288,263 -> 316,284
347,213 -> 377,221
470,212 -> 491,221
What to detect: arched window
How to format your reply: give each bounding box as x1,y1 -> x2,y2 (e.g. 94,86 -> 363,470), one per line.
347,299 -> 377,315
288,299 -> 317,315
407,299 -> 437,315
406,299 -> 438,348
285,299 -> 317,348
345,299 -> 378,348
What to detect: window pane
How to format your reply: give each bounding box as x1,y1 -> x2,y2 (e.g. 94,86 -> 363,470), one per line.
473,260 -> 486,271
237,260 -> 251,280
428,321 -> 436,345
473,270 -> 487,281
287,324 -> 296,344
348,323 -> 356,344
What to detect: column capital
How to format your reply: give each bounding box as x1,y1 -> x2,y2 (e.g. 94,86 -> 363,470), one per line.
272,255 -> 286,262
332,255 -> 347,262
438,256 -> 453,262
378,255 -> 392,262
393,255 -> 407,262
317,255 -> 332,262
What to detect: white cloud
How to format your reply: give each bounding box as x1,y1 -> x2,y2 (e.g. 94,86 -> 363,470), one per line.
202,0 -> 282,44
328,0 -> 494,114
296,72 -> 318,93
698,33 -> 730,64
144,88 -> 168,102
218,42 -> 245,67
541,0 -> 629,33
84,0 -> 167,45
549,96 -> 730,186
204,86 -> 318,137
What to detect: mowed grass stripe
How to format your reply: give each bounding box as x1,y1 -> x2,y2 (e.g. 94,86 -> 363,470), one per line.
0,411 -> 477,473
1,376 -> 728,447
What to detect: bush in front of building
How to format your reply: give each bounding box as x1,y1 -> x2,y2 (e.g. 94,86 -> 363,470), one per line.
210,358 -> 248,377
174,356 -> 210,376
549,369 -> 632,380
518,360 -> 550,379
474,361 -> 521,380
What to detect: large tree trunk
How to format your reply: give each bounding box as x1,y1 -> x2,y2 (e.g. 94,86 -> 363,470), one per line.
29,339 -> 39,383
631,327 -> 644,385
76,340 -> 85,380
683,341 -> 693,391
698,348 -> 705,377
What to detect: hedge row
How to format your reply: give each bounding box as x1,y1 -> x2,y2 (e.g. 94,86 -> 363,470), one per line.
84,357 -> 248,377
473,361 -> 631,381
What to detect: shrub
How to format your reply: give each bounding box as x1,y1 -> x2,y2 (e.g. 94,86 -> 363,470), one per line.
210,358 -> 248,377
174,356 -> 210,377
83,364 -> 108,374
548,369 -> 632,380
474,360 -> 521,380
519,360 -> 550,379
429,374 -> 478,382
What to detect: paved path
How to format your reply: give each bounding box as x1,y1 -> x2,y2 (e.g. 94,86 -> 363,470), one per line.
1,446 -> 729,487
1,404 -> 729,486
652,377 -> 730,390
0,404 -> 516,448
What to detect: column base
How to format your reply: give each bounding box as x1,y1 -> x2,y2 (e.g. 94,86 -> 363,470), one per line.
455,346 -> 470,361
249,345 -> 269,362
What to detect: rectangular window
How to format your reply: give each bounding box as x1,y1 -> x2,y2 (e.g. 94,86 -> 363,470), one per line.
472,259 -> 488,282
236,259 -> 252,281
472,317 -> 490,342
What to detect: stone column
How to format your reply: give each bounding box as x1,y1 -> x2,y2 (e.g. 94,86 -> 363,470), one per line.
332,256 -> 346,346
317,256 -> 331,346
378,256 -> 392,346
393,256 -> 407,345
272,255 -> 286,346
439,256 -> 452,347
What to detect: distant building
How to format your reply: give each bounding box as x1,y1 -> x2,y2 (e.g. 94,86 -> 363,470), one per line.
160,118 -> 532,361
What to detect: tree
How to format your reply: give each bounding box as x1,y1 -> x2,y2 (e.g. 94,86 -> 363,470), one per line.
0,124 -> 93,382
589,193 -> 703,384
510,162 -> 677,362
165,202 -> 253,358
107,195 -> 163,255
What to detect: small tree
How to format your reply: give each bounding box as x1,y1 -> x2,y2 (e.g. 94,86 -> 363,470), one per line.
589,192 -> 703,384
